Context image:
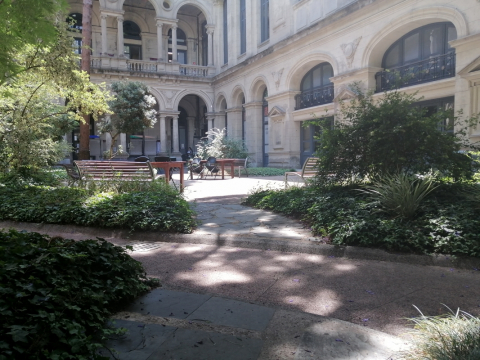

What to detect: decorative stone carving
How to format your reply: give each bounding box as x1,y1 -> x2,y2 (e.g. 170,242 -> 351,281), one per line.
160,90 -> 178,108
333,85 -> 357,102
268,105 -> 286,123
340,37 -> 362,68
272,68 -> 284,90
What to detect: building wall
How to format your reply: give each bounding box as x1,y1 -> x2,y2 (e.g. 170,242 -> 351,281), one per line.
68,0 -> 480,166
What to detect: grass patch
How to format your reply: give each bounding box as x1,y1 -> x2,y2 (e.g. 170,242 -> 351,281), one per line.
0,229 -> 159,359
0,180 -> 196,233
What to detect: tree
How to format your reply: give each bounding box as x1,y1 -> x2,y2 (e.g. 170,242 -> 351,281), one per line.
0,20 -> 111,176
312,85 -> 480,184
98,81 -> 157,159
78,0 -> 93,160
0,0 -> 67,84
195,128 -> 248,159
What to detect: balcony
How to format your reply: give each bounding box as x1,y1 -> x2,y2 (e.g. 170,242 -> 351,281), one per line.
375,52 -> 456,92
89,57 -> 215,78
295,84 -> 335,110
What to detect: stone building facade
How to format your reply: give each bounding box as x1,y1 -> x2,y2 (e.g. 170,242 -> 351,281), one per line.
67,0 -> 480,167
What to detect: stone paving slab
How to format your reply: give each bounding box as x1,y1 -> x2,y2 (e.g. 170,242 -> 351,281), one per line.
151,328 -> 264,360
99,319 -> 176,360
186,296 -> 276,331
125,288 -> 211,319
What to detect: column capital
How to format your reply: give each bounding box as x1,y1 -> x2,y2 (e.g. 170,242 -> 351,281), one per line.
156,21 -> 163,28
171,24 -> 178,30
117,16 -> 124,23
100,13 -> 108,20
205,25 -> 215,35
213,0 -> 223,6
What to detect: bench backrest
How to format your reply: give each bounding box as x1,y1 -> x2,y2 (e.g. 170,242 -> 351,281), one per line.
301,157 -> 319,178
74,160 -> 156,180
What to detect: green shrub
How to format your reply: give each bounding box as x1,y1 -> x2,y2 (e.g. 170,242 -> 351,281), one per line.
245,184 -> 480,256
233,167 -> 295,177
0,182 -> 196,233
403,306 -> 480,360
0,229 -> 159,360
311,85 -> 479,185
357,172 -> 438,219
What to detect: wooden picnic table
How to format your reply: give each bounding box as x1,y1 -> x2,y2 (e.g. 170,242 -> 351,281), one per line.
150,161 -> 185,192
215,159 -> 238,180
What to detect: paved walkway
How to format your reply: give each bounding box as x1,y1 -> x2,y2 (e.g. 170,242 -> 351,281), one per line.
3,175 -> 480,359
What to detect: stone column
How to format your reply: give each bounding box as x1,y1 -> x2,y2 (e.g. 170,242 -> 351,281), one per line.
172,116 -> 179,152
243,102 -> 263,165
171,24 -> 178,62
206,26 -> 214,66
208,116 -> 215,131
156,21 -> 163,60
159,115 -> 167,153
117,16 -> 124,57
101,13 -> 108,56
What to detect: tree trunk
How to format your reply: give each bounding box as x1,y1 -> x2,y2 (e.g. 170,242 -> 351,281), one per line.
79,0 -> 93,160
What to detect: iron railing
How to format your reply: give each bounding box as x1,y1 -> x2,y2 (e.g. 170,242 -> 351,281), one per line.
295,84 -> 335,110
375,52 -> 456,92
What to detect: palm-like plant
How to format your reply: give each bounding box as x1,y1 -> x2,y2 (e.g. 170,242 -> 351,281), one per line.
358,172 -> 438,219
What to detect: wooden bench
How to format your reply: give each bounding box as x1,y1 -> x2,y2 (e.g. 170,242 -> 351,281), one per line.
74,160 -> 163,182
284,157 -> 319,188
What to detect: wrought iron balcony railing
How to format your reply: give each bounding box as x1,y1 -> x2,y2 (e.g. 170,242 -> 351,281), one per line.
295,84 -> 335,110
375,52 -> 456,92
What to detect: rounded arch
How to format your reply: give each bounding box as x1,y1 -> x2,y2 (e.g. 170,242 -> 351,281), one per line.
118,0 -> 160,17
67,4 -> 100,26
172,1 -> 212,25
173,89 -> 213,111
231,85 -> 246,107
172,19 -> 195,39
362,5 -> 468,68
249,76 -> 270,102
286,53 -> 338,91
123,12 -> 150,34
147,88 -> 167,111
215,92 -> 228,111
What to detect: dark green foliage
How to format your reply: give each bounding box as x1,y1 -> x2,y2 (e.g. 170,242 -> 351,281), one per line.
0,229 -> 159,359
311,87 -> 479,184
0,183 -> 196,233
245,184 -> 480,257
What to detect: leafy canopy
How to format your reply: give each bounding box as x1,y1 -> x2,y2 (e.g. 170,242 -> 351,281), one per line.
0,19 -> 111,175
312,85 -> 480,183
97,81 -> 157,158
0,0 -> 67,84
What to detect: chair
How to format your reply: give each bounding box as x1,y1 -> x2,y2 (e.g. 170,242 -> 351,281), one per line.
61,164 -> 80,186
134,156 -> 150,162
204,157 -> 220,179
235,157 -> 249,178
188,158 -> 204,179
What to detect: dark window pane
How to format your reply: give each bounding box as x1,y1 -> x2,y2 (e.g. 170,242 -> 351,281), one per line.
403,32 -> 420,63
302,73 -> 312,91
312,67 -> 321,88
447,25 -> 457,50
423,26 -> 443,58
385,44 -> 400,68
240,0 -> 246,54
124,21 -> 141,40
322,64 -> 333,85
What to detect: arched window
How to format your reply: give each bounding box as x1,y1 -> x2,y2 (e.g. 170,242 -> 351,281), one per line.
123,21 -> 142,59
295,62 -> 334,109
123,21 -> 141,40
168,28 -> 187,64
66,13 -> 82,54
67,13 -> 82,31
376,22 -> 457,91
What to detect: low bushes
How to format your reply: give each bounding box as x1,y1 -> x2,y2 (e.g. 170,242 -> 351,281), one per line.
0,181 -> 196,233
244,182 -> 480,257
232,167 -> 296,177
0,229 -> 159,359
